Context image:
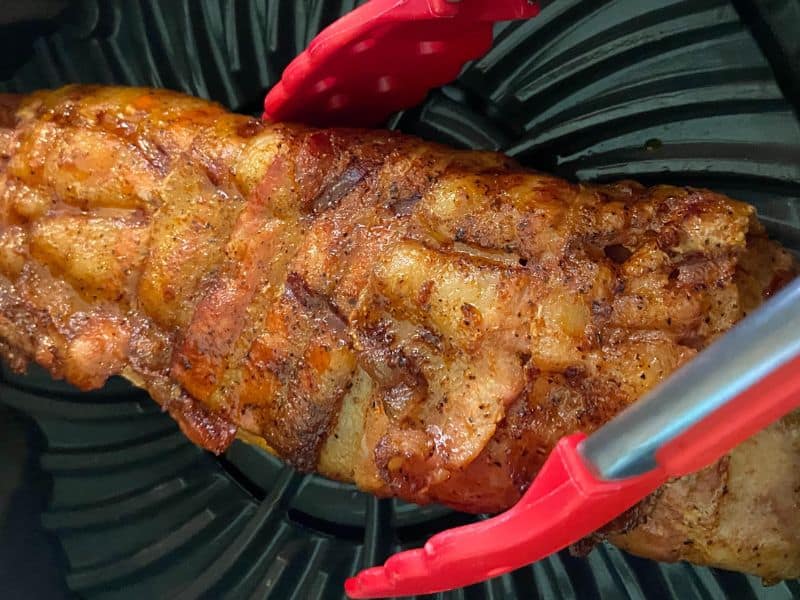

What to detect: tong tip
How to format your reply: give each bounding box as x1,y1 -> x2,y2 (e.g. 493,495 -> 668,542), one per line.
345,547 -> 431,598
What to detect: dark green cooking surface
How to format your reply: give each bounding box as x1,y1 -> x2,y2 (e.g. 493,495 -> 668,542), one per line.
1,1 -> 799,598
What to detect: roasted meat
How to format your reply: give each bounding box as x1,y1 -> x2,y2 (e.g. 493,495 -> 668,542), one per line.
0,85 -> 798,580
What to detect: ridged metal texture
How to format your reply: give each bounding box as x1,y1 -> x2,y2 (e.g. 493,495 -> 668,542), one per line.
1,0 -> 799,598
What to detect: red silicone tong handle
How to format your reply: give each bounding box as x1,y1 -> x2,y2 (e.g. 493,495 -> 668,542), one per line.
345,433 -> 665,598
263,0 -> 541,127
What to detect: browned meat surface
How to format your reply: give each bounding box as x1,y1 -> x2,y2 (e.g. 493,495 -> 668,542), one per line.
0,85 -> 798,580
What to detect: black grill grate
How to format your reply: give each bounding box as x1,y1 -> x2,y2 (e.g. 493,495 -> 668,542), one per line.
1,1 -> 799,598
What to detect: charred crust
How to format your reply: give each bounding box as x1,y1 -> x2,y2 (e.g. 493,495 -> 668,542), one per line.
373,430 -> 436,497
167,393 -> 237,455
135,136 -> 171,175
49,101 -> 79,127
94,109 -> 172,175
284,272 -> 349,342
591,299 -> 613,319
415,326 -> 443,351
356,320 -> 428,420
388,191 -> 422,217
310,160 -> 368,214
460,302 -> 482,328
201,156 -> 227,187
265,399 -> 333,472
604,244 -> 632,264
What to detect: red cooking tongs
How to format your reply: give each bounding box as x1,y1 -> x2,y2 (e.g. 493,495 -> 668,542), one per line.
263,0 -> 543,127
346,276 -> 800,598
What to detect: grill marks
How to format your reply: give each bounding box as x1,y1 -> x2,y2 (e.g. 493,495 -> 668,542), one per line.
311,160 -> 368,215
196,132 -> 456,467
217,134 -> 405,466
7,95 -> 551,481
234,137 -> 453,470
297,131 -> 377,217
234,276 -> 358,470
170,153 -> 291,405
285,273 -> 349,341
172,128 -> 393,465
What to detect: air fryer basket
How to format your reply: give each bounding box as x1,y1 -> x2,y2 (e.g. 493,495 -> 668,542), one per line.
1,1 -> 799,599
